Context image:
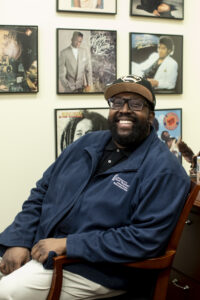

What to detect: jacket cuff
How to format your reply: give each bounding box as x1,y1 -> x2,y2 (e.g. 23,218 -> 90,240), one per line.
67,233 -> 96,261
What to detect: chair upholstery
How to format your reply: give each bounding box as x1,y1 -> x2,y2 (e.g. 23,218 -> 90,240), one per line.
47,180 -> 200,300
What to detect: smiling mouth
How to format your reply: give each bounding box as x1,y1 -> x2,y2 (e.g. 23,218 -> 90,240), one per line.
119,120 -> 133,124
116,119 -> 134,130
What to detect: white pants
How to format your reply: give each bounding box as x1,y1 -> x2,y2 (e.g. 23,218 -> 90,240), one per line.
0,258 -> 125,300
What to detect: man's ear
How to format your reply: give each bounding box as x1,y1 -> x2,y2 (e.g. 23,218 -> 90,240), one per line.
148,111 -> 155,125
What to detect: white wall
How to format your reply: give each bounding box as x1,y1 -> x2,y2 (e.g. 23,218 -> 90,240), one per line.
0,0 -> 199,231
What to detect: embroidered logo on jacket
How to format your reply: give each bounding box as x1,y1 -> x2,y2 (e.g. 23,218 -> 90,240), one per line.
112,174 -> 130,192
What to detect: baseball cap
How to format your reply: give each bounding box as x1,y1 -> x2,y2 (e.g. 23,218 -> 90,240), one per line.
104,75 -> 156,109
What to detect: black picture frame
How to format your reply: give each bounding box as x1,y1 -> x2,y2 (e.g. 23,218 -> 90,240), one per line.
0,25 -> 38,93
129,32 -> 183,94
57,28 -> 117,94
154,108 -> 182,163
130,0 -> 184,20
55,107 -> 109,157
57,0 -> 117,15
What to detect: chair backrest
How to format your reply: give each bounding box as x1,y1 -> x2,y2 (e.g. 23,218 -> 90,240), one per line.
151,181 -> 200,300
166,180 -> 199,252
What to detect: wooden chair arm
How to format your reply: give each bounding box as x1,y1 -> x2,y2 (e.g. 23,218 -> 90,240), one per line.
123,250 -> 176,269
47,251 -> 176,300
52,256 -> 80,266
52,249 -> 176,270
47,257 -> 81,300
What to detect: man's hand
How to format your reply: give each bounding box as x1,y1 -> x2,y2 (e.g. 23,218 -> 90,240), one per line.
31,238 -> 67,263
147,78 -> 159,88
84,85 -> 91,93
0,84 -> 9,92
153,9 -> 160,16
0,247 -> 30,275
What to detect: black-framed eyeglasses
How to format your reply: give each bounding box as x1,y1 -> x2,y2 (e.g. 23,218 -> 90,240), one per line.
107,97 -> 148,111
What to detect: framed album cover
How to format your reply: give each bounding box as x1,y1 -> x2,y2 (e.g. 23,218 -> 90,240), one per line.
154,108 -> 182,162
57,0 -> 117,15
55,107 -> 182,161
55,108 -> 109,157
130,0 -> 184,20
130,32 -> 183,94
57,28 -> 117,94
0,25 -> 38,93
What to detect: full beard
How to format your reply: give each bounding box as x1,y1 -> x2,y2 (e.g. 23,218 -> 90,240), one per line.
108,112 -> 150,148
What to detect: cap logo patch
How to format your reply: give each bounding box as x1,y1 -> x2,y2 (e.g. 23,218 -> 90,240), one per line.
120,75 -> 142,83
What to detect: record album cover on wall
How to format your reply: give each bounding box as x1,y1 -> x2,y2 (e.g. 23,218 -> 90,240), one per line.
57,28 -> 117,94
55,108 -> 109,157
130,32 -> 183,94
130,0 -> 184,20
55,107 -> 182,162
57,0 -> 117,15
154,108 -> 182,163
0,25 -> 38,93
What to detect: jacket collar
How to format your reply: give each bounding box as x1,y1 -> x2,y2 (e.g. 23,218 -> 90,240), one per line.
84,128 -> 158,173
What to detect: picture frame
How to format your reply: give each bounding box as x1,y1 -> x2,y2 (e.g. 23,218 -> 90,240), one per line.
130,32 -> 183,94
154,108 -> 182,163
0,25 -> 38,93
57,0 -> 117,15
55,107 -> 109,157
130,0 -> 184,20
57,28 -> 117,94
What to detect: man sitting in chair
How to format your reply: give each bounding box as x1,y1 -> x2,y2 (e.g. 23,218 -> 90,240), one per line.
0,75 -> 190,299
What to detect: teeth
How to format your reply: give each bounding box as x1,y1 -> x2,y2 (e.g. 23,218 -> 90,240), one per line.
119,120 -> 132,124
